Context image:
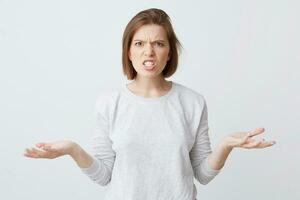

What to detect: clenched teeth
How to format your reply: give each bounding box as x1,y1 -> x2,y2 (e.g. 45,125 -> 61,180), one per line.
143,61 -> 155,66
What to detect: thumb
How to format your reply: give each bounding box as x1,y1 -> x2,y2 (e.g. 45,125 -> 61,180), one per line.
241,132 -> 251,144
35,142 -> 45,148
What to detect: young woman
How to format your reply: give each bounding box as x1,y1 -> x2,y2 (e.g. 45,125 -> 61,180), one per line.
24,8 -> 276,200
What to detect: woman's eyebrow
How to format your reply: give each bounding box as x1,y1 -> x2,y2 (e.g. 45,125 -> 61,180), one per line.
132,39 -> 167,43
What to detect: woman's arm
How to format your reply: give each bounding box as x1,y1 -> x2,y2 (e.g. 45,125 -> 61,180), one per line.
24,140 -> 93,168
69,143 -> 93,168
207,128 -> 276,170
207,140 -> 232,171
24,139 -> 115,186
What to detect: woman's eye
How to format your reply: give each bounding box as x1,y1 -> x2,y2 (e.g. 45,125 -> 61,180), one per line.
135,42 -> 142,46
156,42 -> 164,47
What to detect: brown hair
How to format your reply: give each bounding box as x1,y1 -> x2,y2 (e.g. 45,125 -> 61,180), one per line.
122,8 -> 182,80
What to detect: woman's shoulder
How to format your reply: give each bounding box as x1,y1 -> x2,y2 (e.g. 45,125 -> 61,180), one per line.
93,88 -> 122,118
173,81 -> 206,104
96,88 -> 121,100
94,88 -> 122,108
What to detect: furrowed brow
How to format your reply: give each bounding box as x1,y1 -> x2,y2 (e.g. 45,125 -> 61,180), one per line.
153,39 -> 167,43
132,39 -> 167,43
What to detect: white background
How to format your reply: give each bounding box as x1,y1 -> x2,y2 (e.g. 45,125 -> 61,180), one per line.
0,0 -> 299,199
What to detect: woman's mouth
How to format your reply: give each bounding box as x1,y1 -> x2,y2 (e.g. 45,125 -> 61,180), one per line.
143,60 -> 156,71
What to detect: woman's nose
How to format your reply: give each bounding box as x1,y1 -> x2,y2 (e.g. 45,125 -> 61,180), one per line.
144,43 -> 154,56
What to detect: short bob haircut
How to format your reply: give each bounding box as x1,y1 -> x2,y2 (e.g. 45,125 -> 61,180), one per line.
122,8 -> 182,80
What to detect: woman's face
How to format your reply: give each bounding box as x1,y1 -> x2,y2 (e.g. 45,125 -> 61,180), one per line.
129,24 -> 170,79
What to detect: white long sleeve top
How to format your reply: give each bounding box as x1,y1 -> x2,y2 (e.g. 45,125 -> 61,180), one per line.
81,81 -> 221,200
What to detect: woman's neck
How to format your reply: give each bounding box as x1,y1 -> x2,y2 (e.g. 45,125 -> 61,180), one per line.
127,76 -> 172,97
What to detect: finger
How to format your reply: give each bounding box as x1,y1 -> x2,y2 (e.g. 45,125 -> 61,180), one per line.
248,128 -> 265,137
243,139 -> 276,149
30,147 -> 50,158
25,148 -> 35,155
42,144 -> 53,151
245,138 -> 256,144
244,132 -> 252,142
36,143 -> 53,151
35,143 -> 45,148
242,140 -> 263,148
236,132 -> 252,147
35,142 -> 52,151
24,148 -> 40,158
257,140 -> 276,148
23,148 -> 33,157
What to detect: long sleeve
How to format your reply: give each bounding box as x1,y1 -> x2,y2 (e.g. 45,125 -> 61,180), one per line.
189,99 -> 221,185
79,82 -> 222,199
81,96 -> 116,186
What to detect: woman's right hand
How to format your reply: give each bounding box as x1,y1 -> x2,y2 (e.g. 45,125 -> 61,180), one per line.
23,140 -> 77,159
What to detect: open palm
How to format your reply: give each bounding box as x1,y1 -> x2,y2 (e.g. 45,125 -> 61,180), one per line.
23,140 -> 75,159
225,128 -> 276,149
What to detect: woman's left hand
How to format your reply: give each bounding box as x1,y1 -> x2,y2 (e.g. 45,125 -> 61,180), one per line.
223,128 -> 276,150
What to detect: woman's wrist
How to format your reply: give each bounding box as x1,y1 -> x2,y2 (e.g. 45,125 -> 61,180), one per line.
68,142 -> 93,168
220,136 -> 234,152
207,136 -> 234,171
